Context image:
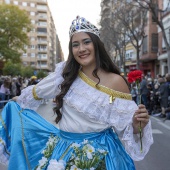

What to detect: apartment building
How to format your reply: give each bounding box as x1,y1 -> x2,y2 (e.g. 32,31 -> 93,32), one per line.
100,0 -> 166,77
157,0 -> 170,75
0,0 -> 62,72
140,9 -> 158,77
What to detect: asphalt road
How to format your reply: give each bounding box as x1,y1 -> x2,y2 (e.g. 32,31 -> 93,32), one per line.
1,101 -> 170,170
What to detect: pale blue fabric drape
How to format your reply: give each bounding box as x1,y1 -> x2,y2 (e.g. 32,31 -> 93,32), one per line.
0,102 -> 135,170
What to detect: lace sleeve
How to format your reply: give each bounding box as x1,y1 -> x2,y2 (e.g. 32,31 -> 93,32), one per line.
17,61 -> 65,110
122,120 -> 153,161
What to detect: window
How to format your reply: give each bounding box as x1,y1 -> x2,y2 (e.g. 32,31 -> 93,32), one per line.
23,53 -> 27,57
30,37 -> 35,41
31,20 -> 35,24
30,12 -> 35,16
37,5 -> 47,10
38,21 -> 47,26
126,53 -> 130,60
30,45 -> 35,49
38,13 -> 47,19
38,45 -> 47,51
162,28 -> 170,50
142,36 -> 148,53
22,2 -> 27,6
130,52 -> 133,58
38,37 -> 47,42
37,28 -> 47,34
31,53 -> 35,57
30,62 -> 35,66
5,0 -> 10,4
14,1 -> 18,5
30,3 -> 35,7
31,28 -> 35,32
151,33 -> 158,52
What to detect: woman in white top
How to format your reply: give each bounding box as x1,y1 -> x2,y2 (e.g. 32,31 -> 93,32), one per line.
0,16 -> 153,170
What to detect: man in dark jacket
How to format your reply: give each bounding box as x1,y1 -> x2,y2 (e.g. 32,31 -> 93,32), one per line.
140,76 -> 149,108
158,78 -> 169,118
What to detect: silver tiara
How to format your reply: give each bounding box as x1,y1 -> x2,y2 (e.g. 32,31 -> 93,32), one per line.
69,16 -> 100,38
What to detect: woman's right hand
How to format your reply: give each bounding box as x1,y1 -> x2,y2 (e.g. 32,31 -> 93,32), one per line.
11,96 -> 18,101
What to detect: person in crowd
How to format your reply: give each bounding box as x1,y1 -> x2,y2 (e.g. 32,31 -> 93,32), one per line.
151,83 -> 161,115
10,78 -> 17,98
130,82 -> 137,104
165,73 -> 170,106
0,78 -> 10,109
157,78 -> 169,118
0,16 -> 153,170
27,76 -> 38,86
16,77 -> 22,96
140,76 -> 149,108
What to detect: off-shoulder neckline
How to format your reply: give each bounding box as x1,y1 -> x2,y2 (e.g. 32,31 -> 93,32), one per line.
78,70 -> 132,101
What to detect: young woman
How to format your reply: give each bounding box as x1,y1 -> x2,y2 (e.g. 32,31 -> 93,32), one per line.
0,16 -> 153,170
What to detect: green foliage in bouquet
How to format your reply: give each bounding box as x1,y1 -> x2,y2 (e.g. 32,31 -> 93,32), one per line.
65,140 -> 107,170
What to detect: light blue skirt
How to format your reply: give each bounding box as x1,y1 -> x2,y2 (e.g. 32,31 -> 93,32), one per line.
0,102 -> 135,170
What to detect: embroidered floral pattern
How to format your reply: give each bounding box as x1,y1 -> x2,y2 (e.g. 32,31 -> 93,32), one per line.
47,159 -> 65,170
0,138 -> 9,165
65,139 -> 107,170
35,134 -> 59,170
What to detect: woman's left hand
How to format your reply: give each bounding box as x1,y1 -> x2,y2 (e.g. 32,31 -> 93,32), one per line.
132,104 -> 150,134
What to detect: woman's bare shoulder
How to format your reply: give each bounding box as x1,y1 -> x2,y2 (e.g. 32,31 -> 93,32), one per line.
108,73 -> 130,94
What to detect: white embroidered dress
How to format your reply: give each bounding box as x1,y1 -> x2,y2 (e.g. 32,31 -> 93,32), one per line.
17,61 -> 153,161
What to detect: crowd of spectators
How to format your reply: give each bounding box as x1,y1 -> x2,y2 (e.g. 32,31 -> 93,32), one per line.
1,72 -> 170,119
130,73 -> 170,119
0,75 -> 41,109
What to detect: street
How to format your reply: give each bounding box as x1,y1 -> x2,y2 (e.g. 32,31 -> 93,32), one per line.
0,101 -> 170,170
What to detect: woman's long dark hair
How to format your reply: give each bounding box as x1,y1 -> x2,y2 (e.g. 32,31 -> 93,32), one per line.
54,32 -> 128,123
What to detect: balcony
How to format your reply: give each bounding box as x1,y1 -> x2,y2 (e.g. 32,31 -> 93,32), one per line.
38,40 -> 47,44
37,32 -> 47,37
38,48 -> 47,52
37,55 -> 48,60
37,0 -> 47,4
37,22 -> 47,27
37,15 -> 47,20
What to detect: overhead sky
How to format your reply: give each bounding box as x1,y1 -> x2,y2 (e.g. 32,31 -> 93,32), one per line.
47,0 -> 101,60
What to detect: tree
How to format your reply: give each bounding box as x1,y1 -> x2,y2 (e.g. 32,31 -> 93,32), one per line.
0,4 -> 31,63
111,0 -> 147,69
37,70 -> 47,79
133,0 -> 170,73
100,0 -> 147,74
21,66 -> 34,78
3,61 -> 21,76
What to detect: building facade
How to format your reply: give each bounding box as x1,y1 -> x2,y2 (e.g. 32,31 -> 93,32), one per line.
0,0 -> 63,72
157,0 -> 170,75
100,0 -> 170,77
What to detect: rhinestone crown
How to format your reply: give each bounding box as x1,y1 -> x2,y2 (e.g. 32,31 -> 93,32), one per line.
69,16 -> 100,38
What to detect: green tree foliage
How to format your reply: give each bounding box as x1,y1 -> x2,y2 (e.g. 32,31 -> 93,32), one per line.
37,70 -> 47,79
3,60 -> 21,76
21,66 -> 34,78
0,4 -> 31,63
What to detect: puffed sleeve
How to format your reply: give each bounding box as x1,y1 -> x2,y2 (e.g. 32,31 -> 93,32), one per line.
113,98 -> 153,161
16,61 -> 65,111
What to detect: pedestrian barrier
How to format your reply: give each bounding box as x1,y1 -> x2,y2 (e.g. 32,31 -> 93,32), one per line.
0,100 -> 9,103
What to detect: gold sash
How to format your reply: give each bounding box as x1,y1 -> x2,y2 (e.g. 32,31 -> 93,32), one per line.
78,70 -> 132,103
